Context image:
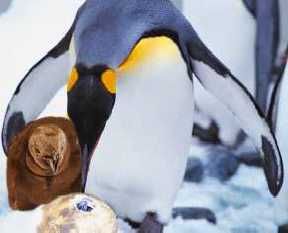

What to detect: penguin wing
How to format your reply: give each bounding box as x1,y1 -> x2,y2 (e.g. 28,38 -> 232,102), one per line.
182,25 -> 283,196
1,3 -> 86,153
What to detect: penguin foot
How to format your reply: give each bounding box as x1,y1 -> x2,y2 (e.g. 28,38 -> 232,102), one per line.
138,212 -> 164,233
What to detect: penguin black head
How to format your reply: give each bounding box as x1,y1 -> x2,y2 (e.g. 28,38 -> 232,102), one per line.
67,64 -> 116,192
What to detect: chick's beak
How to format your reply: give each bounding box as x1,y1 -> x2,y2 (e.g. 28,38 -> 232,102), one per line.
47,155 -> 58,174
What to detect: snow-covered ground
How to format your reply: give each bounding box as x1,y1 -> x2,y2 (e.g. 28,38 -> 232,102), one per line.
166,140 -> 279,233
0,138 -> 281,232
0,0 -> 284,232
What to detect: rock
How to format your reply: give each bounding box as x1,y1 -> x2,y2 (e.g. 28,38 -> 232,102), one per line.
172,207 -> 217,224
206,146 -> 239,182
38,193 -> 118,233
184,158 -> 204,183
279,224 -> 288,233
235,152 -> 262,167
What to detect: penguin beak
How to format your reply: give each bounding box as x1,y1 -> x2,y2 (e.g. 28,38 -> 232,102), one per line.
67,65 -> 116,192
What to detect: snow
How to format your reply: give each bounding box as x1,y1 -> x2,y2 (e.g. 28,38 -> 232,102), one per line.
0,0 -> 285,232
165,141 -> 279,233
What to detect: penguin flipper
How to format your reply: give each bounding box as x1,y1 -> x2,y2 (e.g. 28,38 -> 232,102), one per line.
186,34 -> 283,196
2,44 -> 70,154
2,4 -> 86,153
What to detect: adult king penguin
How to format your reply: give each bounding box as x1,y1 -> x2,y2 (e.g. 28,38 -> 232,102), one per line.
2,0 -> 284,231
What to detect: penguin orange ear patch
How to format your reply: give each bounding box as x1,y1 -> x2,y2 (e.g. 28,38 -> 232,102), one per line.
67,67 -> 79,92
101,69 -> 116,94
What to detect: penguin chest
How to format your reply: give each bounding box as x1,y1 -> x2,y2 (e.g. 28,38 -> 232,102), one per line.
87,37 -> 194,219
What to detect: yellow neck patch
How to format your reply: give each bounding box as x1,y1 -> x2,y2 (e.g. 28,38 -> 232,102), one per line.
67,67 -> 116,94
118,36 -> 179,73
67,37 -> 177,94
67,67 -> 79,92
101,69 -> 116,94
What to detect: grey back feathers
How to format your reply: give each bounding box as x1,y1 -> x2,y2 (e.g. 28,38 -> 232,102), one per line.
74,0 -> 184,67
74,0 -> 229,76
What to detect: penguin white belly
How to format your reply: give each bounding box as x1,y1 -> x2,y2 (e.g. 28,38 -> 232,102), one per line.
274,66 -> 288,224
86,37 -> 194,223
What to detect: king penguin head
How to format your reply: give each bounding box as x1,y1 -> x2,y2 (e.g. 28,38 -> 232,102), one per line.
67,63 -> 116,192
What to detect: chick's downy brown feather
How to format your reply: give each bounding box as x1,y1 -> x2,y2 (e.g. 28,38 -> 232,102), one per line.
7,117 -> 82,210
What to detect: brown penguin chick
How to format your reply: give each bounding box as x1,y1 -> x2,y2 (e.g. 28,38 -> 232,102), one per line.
6,117 -> 82,211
